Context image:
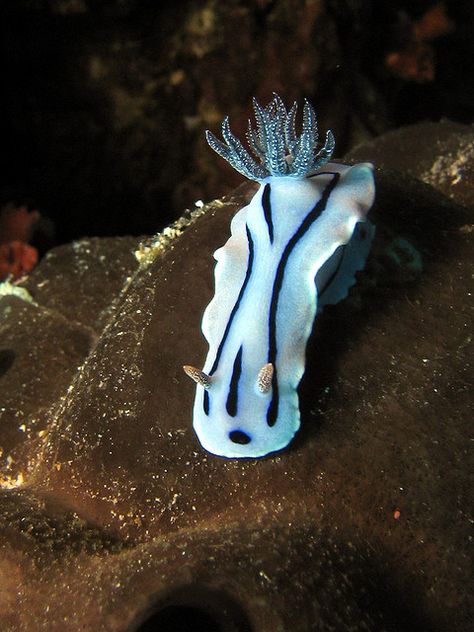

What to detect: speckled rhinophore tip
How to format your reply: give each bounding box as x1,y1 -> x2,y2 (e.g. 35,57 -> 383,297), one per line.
183,365 -> 212,390
205,93 -> 335,181
256,363 -> 274,394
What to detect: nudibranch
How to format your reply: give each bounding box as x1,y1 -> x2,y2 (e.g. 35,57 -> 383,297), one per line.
184,94 -> 375,458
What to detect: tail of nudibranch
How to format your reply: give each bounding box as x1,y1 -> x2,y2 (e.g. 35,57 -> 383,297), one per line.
205,93 -> 335,181
184,95 -> 375,458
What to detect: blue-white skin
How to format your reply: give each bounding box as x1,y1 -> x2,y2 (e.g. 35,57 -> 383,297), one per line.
184,95 -> 375,458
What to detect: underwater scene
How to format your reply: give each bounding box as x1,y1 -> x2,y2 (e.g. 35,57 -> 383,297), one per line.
0,1 -> 472,630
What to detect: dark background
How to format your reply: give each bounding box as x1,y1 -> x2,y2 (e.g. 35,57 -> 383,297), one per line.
1,0 -> 473,247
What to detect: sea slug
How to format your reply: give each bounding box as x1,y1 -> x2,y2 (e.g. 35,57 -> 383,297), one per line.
184,94 -> 375,458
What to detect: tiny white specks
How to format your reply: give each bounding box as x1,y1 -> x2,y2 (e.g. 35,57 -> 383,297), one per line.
134,201 -> 209,265
0,281 -> 34,303
0,470 -> 24,489
421,138 -> 474,194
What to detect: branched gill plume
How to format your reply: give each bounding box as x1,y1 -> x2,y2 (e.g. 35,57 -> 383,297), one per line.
205,93 -> 335,181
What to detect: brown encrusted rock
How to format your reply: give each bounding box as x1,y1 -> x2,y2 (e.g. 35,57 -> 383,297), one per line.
346,120 -> 474,210
21,237 -> 142,334
0,237 -> 141,489
0,125 -> 472,630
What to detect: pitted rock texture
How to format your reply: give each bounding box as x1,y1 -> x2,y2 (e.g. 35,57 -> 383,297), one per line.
347,120 -> 474,209
0,125 -> 472,631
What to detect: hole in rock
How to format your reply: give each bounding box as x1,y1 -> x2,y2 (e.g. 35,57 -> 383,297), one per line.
0,349 -> 15,378
136,604 -> 221,632
133,585 -> 252,632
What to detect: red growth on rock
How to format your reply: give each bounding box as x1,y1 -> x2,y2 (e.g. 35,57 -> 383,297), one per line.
0,203 -> 40,280
0,241 -> 38,280
385,2 -> 453,83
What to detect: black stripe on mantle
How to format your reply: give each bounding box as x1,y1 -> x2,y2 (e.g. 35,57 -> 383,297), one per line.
266,173 -> 341,427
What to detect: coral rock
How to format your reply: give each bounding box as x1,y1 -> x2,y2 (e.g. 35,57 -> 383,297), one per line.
0,125 -> 472,630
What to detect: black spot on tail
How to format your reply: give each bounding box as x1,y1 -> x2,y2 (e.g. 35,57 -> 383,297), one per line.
229,430 -> 251,444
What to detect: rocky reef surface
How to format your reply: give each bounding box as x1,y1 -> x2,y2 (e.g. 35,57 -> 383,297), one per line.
0,121 -> 472,631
